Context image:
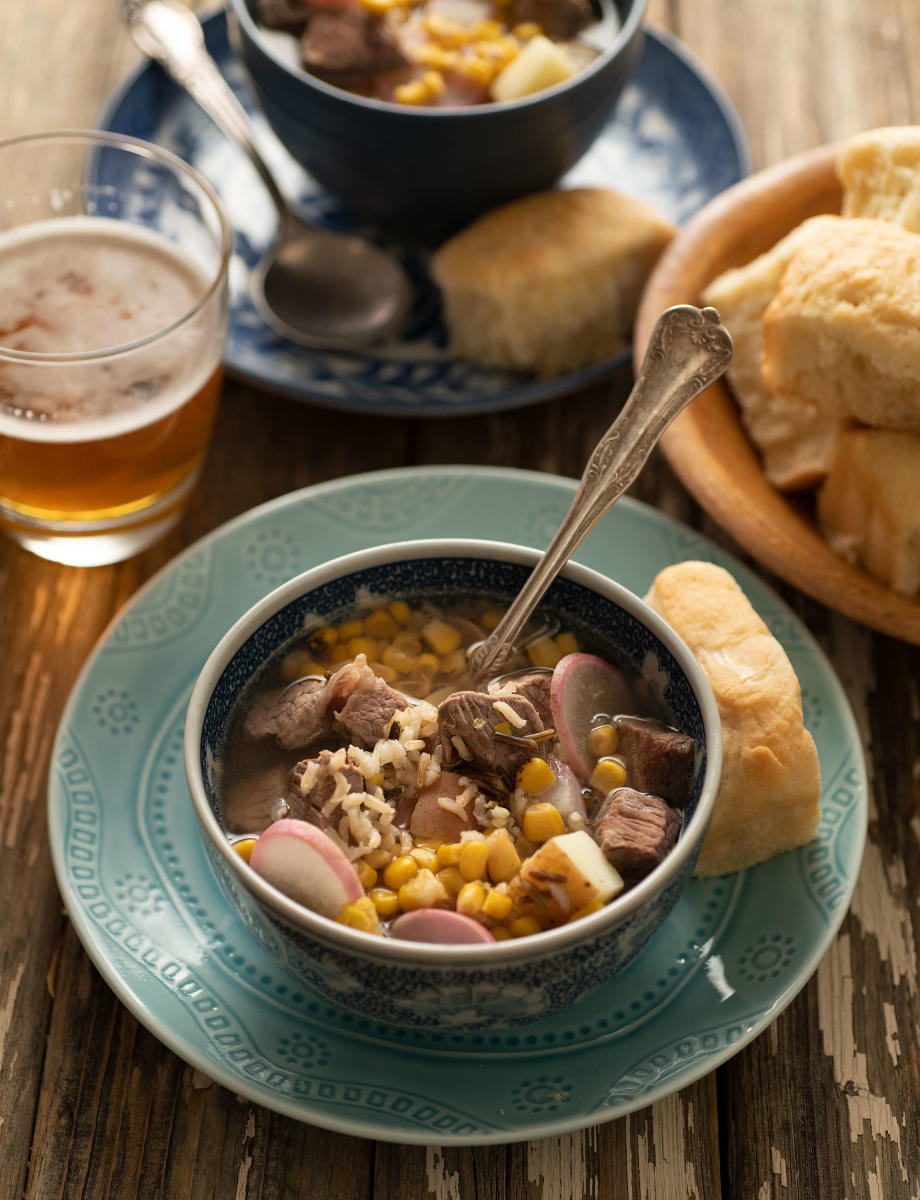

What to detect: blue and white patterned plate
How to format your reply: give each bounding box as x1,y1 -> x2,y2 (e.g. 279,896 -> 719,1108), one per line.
49,467 -> 865,1144
98,13 -> 750,416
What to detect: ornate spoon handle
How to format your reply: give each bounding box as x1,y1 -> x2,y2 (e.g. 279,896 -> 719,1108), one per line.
469,305 -> 733,677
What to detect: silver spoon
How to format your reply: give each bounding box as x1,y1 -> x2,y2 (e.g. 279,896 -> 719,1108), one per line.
123,0 -> 413,349
469,305 -> 733,677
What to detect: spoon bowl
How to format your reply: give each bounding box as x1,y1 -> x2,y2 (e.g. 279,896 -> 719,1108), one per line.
123,0 -> 412,348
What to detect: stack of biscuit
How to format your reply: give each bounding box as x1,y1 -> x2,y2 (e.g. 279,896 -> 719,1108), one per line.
702,126 -> 920,596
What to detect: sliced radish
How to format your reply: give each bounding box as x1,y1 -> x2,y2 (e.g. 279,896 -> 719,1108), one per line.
249,818 -> 363,919
549,653 -> 635,780
390,909 -> 496,945
541,755 -> 588,823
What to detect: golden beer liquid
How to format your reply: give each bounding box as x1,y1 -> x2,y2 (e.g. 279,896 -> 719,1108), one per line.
0,217 -> 225,531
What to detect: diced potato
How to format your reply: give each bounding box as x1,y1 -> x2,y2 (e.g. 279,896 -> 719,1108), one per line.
507,831 -> 623,928
490,35 -> 576,102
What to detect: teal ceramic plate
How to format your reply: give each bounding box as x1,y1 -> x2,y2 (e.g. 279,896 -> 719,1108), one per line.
48,467 -> 866,1145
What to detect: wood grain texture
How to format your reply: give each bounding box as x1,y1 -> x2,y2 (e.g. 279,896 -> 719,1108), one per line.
2,1 -> 919,1197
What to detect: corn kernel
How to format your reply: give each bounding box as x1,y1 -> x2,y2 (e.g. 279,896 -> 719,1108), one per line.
481,607 -> 505,630
416,652 -> 440,675
421,618 -> 463,656
508,915 -> 543,938
481,888 -> 513,920
569,898 -> 604,922
437,841 -> 464,867
383,855 -> 419,889
588,723 -> 619,757
455,54 -> 495,86
415,837 -> 444,850
394,80 -> 429,105
364,846 -> 394,869
410,845 -> 439,872
485,828 -> 522,883
232,837 -> 258,863
526,636 -> 563,669
336,895 -> 382,933
368,661 -> 397,683
337,618 -> 364,640
516,756 -> 556,794
458,838 -> 490,881
490,924 -> 511,940
456,880 -> 486,916
436,865 -> 465,899
472,17 -> 502,38
590,756 -> 628,794
393,629 -> 422,654
381,645 -> 418,673
364,608 -> 399,638
398,868 -> 449,911
423,12 -> 470,46
388,599 -> 411,625
555,630 -> 578,656
345,635 -> 379,660
355,859 -> 378,890
358,0 -> 395,13
440,649 -> 467,675
522,802 -> 566,843
512,20 -> 542,38
421,69 -> 446,98
369,886 -> 401,917
412,43 -> 457,70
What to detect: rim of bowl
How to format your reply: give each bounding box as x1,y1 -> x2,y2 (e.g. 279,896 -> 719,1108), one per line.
184,538 -> 723,964
228,0 -> 647,117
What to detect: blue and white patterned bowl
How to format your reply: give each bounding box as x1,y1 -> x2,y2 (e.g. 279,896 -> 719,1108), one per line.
184,539 -> 722,1030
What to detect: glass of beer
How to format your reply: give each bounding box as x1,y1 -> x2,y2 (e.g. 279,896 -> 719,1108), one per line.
0,130 -> 231,566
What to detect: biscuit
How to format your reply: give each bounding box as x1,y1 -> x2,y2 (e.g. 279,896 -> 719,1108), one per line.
430,187 -> 675,378
701,215 -> 849,489
762,218 -> 920,432
644,561 -> 821,877
838,125 -> 920,232
817,428 -> 920,595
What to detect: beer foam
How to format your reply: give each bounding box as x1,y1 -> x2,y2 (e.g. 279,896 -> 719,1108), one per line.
0,216 -> 224,444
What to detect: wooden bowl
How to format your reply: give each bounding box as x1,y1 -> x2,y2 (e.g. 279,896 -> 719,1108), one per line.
634,143 -> 920,643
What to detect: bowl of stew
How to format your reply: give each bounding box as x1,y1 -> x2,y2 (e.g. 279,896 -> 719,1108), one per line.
225,0 -> 646,232
184,539 -> 721,1029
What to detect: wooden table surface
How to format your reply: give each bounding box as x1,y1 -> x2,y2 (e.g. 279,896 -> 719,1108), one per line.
3,2 -> 919,1197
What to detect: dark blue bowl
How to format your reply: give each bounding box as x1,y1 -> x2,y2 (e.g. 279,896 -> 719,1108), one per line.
226,0 -> 646,234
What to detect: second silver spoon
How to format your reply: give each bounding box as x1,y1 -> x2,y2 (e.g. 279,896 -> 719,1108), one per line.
469,305 -> 733,677
124,0 -> 413,349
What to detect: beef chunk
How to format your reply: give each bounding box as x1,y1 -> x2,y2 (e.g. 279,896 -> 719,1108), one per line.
614,716 -> 694,804
507,0 -> 593,41
286,748 -> 365,823
499,670 -> 553,727
438,691 -> 544,783
594,787 -> 681,879
300,9 -> 408,78
243,655 -> 405,752
256,0 -> 309,31
243,676 -> 327,749
334,674 -> 408,747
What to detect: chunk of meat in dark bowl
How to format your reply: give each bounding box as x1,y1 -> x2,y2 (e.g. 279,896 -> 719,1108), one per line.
614,716 -> 695,804
285,748 -> 366,825
243,675 -> 327,749
256,0 -> 310,31
594,787 -> 681,880
498,670 -> 553,727
507,0 -> 592,40
334,672 -> 410,747
438,690 -> 544,782
300,8 -> 408,79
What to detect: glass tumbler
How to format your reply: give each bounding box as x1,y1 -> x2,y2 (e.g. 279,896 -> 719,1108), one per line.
0,130 -> 231,566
